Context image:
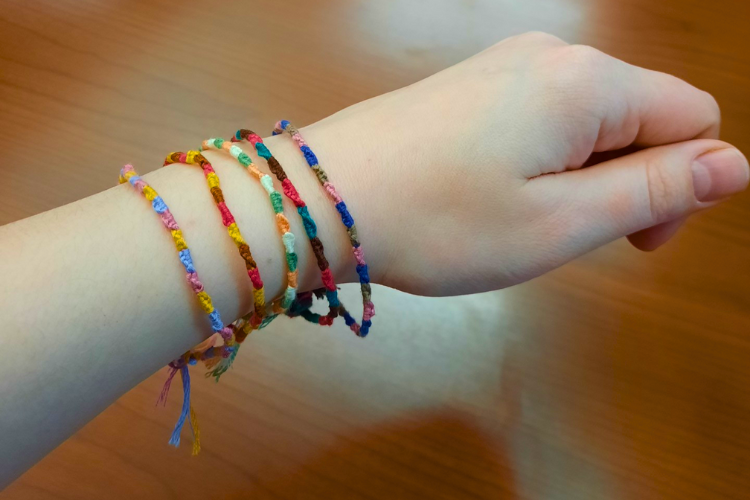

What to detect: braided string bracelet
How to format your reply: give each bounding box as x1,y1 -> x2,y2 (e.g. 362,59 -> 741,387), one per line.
216,132 -> 337,329
198,139 -> 299,324
169,147 -> 302,376
163,151 -> 293,379
273,120 -> 374,336
165,151 -> 267,327
234,130 -> 363,333
119,164 -> 234,455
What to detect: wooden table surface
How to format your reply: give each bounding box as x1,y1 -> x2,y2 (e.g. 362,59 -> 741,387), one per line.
2,0 -> 750,498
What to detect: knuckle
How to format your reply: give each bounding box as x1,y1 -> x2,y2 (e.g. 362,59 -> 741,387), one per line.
644,156 -> 685,223
537,44 -> 609,108
559,44 -> 609,74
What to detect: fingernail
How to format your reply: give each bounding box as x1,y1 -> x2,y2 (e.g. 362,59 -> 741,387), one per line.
692,148 -> 750,202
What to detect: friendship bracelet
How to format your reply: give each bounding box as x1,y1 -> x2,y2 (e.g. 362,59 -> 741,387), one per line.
273,120 -> 374,336
188,142 -> 302,374
119,164 -> 235,455
121,123 -> 376,453
164,150 -> 299,380
198,139 -> 299,324
233,130 -> 363,332
229,131 -> 346,329
164,151 -> 270,328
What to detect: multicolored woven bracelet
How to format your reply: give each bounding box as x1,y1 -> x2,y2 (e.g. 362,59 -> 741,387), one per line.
182,142 -> 304,376
163,150 -> 297,379
119,163 -> 233,455
198,139 -> 299,324
273,120 -> 374,336
164,151 -> 268,330
230,130 -> 348,329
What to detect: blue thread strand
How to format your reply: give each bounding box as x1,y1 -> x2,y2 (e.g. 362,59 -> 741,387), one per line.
299,145 -> 318,167
178,249 -> 196,273
343,311 -> 356,326
325,290 -> 340,308
361,320 -> 372,337
356,264 -> 370,284
168,366 -> 191,447
208,310 -> 223,332
335,202 -> 354,228
151,196 -> 167,213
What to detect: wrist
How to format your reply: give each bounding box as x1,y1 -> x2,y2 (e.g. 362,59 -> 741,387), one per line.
296,114 -> 396,289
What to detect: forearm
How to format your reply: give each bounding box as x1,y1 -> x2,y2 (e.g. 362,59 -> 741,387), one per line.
0,124 -> 380,485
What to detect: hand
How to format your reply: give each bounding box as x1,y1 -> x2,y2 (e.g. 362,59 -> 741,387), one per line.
304,32 -> 749,296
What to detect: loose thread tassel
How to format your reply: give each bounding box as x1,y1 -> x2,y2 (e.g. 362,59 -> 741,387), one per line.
157,366 -> 179,406
120,164 -> 230,451
168,365 -> 192,448
206,343 -> 240,382
189,405 -> 201,456
203,356 -> 222,371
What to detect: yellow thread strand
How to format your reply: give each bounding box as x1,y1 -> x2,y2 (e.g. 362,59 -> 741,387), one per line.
171,230 -> 188,251
186,151 -> 199,164
196,291 -> 214,314
206,172 -> 220,189
189,406 -> 201,456
142,185 -> 157,201
226,223 -> 245,247
253,288 -> 265,310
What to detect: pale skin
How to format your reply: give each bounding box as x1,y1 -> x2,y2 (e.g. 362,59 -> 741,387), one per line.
0,32 -> 747,487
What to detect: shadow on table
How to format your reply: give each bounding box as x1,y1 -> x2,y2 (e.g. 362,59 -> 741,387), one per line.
232,409 -> 520,500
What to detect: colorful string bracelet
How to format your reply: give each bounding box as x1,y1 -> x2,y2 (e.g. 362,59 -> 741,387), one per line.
273,120 -> 374,336
164,150 -> 300,381
233,129 -> 363,334
119,163 -> 235,455
165,151 -> 270,325
198,139 -> 299,324
172,145 -> 301,376
216,131 -> 339,328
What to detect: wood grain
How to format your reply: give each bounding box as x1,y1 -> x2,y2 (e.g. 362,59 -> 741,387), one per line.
2,0 -> 750,498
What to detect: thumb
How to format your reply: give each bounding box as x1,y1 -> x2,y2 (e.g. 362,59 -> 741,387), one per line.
627,216 -> 687,252
534,139 -> 749,253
